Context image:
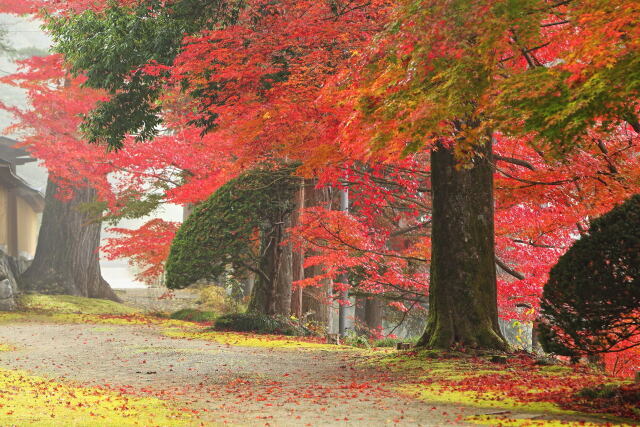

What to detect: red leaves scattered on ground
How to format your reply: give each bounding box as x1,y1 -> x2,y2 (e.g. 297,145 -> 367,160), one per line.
408,353 -> 640,421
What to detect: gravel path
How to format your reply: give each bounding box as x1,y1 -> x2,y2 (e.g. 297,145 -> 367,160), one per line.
0,322 -> 472,426
0,322 -> 615,426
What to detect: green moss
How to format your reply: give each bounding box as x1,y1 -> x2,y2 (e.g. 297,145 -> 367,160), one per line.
466,414 -> 627,427
0,368 -> 197,426
400,383 -> 574,414
538,365 -> 574,376
17,294 -> 138,315
170,308 -> 217,323
373,336 -> 419,348
162,327 -> 352,351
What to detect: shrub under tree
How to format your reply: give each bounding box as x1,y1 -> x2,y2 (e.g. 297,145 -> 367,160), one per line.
165,163 -> 299,315
538,194 -> 640,357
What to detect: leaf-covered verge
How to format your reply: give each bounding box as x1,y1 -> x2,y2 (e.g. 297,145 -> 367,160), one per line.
17,294 -> 139,315
367,351 -> 639,425
0,294 -> 346,351
0,368 -> 197,426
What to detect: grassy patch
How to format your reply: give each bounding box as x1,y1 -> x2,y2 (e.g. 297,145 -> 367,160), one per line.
465,414 -> 627,427
17,294 -> 138,315
163,327 -> 350,351
371,351 -> 638,423
0,368 -> 196,426
170,308 -> 217,323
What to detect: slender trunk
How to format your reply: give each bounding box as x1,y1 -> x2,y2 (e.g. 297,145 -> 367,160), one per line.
417,137 -> 507,350
290,180 -> 305,318
274,217 -> 293,316
19,179 -> 118,301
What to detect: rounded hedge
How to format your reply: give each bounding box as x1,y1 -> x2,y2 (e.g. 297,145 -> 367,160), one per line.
538,194 -> 640,356
165,164 -> 299,289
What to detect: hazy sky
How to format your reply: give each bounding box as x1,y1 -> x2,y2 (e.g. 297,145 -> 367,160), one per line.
0,14 -> 182,288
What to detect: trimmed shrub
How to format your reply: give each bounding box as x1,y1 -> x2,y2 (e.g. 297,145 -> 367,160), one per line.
214,313 -> 310,336
165,164 -> 299,290
538,195 -> 640,356
170,308 -> 217,323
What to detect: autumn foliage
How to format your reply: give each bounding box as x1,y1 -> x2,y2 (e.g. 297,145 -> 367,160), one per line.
0,0 -> 639,372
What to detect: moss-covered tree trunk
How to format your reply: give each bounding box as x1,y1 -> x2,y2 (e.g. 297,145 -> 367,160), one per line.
19,179 -> 119,301
417,138 -> 507,350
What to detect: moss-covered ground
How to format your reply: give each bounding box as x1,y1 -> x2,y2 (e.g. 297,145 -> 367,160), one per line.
0,294 -> 636,426
0,368 -> 197,426
3,294 -> 345,351
368,349 -> 638,425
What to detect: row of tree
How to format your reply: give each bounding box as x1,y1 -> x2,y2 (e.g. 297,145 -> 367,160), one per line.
1,0 -> 638,351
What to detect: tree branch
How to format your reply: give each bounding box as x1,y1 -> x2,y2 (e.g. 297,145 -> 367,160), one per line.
494,154 -> 536,170
496,257 -> 525,280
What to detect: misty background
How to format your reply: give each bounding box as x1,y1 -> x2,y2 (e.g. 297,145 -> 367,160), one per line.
0,13 -> 182,289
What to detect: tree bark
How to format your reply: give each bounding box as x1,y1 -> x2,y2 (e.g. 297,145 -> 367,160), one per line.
290,180 -> 305,318
19,179 -> 119,301
417,138 -> 507,350
250,210 -> 293,316
364,297 -> 383,331
301,180 -> 333,325
274,217 -> 293,315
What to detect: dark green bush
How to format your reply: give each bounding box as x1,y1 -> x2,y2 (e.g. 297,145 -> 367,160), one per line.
213,313 -> 310,336
170,308 -> 217,323
538,194 -> 640,356
165,164 -> 299,290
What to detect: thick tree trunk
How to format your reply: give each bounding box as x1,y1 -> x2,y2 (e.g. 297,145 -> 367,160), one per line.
417,138 -> 507,350
250,214 -> 293,316
302,265 -> 332,324
364,297 -> 384,331
19,179 -> 119,301
301,180 -> 333,325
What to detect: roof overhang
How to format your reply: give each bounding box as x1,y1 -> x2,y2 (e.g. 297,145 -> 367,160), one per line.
0,136 -> 36,166
0,161 -> 45,212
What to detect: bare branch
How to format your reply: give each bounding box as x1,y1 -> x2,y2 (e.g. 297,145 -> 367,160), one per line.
496,257 -> 525,280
